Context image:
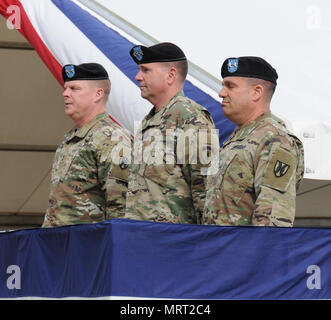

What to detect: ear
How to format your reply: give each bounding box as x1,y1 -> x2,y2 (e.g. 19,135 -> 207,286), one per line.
251,84 -> 263,102
94,88 -> 104,103
167,67 -> 177,85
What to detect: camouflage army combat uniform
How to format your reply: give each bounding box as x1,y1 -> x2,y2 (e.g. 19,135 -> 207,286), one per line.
125,91 -> 218,224
42,112 -> 132,227
203,112 -> 304,227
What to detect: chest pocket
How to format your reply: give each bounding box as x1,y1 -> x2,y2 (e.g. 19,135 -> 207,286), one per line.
140,128 -> 176,188
144,163 -> 176,188
220,151 -> 250,205
51,138 -> 86,185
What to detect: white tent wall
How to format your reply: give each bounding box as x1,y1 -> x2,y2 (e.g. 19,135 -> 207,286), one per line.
0,1 -> 330,230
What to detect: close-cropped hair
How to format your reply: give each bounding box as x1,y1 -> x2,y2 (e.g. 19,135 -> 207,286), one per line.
91,79 -> 111,102
163,60 -> 188,82
173,60 -> 188,81
246,78 -> 276,101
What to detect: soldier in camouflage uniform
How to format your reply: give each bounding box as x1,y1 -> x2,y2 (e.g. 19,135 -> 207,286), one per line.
124,42 -> 218,224
203,56 -> 305,227
42,63 -> 132,227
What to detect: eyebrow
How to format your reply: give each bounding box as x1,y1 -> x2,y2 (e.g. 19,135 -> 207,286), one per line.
139,65 -> 150,71
64,83 -> 80,89
222,79 -> 237,87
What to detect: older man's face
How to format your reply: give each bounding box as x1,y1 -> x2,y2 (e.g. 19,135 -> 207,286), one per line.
62,80 -> 97,124
218,77 -> 253,126
135,62 -> 170,105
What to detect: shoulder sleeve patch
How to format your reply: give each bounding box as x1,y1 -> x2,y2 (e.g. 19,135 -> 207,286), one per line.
262,146 -> 296,192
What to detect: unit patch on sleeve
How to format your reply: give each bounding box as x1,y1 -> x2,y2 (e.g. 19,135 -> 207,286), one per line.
262,146 -> 296,192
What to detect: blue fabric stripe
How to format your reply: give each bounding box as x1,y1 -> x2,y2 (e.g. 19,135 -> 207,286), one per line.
1,219 -> 331,299
51,0 -> 236,144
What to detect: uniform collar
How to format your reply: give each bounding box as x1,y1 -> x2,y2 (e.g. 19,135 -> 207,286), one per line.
66,112 -> 108,141
224,112 -> 272,144
142,91 -> 184,129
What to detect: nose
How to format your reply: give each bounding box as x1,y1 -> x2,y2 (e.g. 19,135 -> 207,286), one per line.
218,86 -> 227,99
62,87 -> 69,98
135,70 -> 142,82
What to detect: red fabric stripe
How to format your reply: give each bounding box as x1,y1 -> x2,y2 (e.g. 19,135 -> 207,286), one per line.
0,0 -> 63,85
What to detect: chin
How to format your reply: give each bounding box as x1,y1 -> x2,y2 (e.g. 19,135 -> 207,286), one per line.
221,109 -> 229,117
65,110 -> 74,118
140,93 -> 150,102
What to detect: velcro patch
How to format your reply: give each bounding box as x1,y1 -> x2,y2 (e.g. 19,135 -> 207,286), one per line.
262,146 -> 296,192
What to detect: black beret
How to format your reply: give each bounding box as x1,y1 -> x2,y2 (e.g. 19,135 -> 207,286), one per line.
62,63 -> 109,82
130,42 -> 186,64
221,56 -> 278,85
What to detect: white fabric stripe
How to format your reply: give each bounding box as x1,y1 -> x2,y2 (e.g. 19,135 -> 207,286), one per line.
72,0 -> 221,116
19,0 -> 151,133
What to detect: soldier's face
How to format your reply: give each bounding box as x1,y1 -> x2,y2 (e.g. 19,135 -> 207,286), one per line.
63,80 -> 97,122
135,63 -> 169,104
219,77 -> 252,126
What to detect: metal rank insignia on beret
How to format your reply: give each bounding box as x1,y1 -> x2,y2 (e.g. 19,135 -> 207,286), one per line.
227,58 -> 239,73
64,64 -> 75,78
132,46 -> 144,62
119,157 -> 129,170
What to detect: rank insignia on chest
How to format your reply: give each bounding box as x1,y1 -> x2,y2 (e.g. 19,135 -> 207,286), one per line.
274,160 -> 290,177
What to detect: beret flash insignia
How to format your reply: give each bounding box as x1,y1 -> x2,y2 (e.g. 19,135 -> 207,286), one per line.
227,58 -> 239,73
133,46 -> 144,62
64,64 -> 75,78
